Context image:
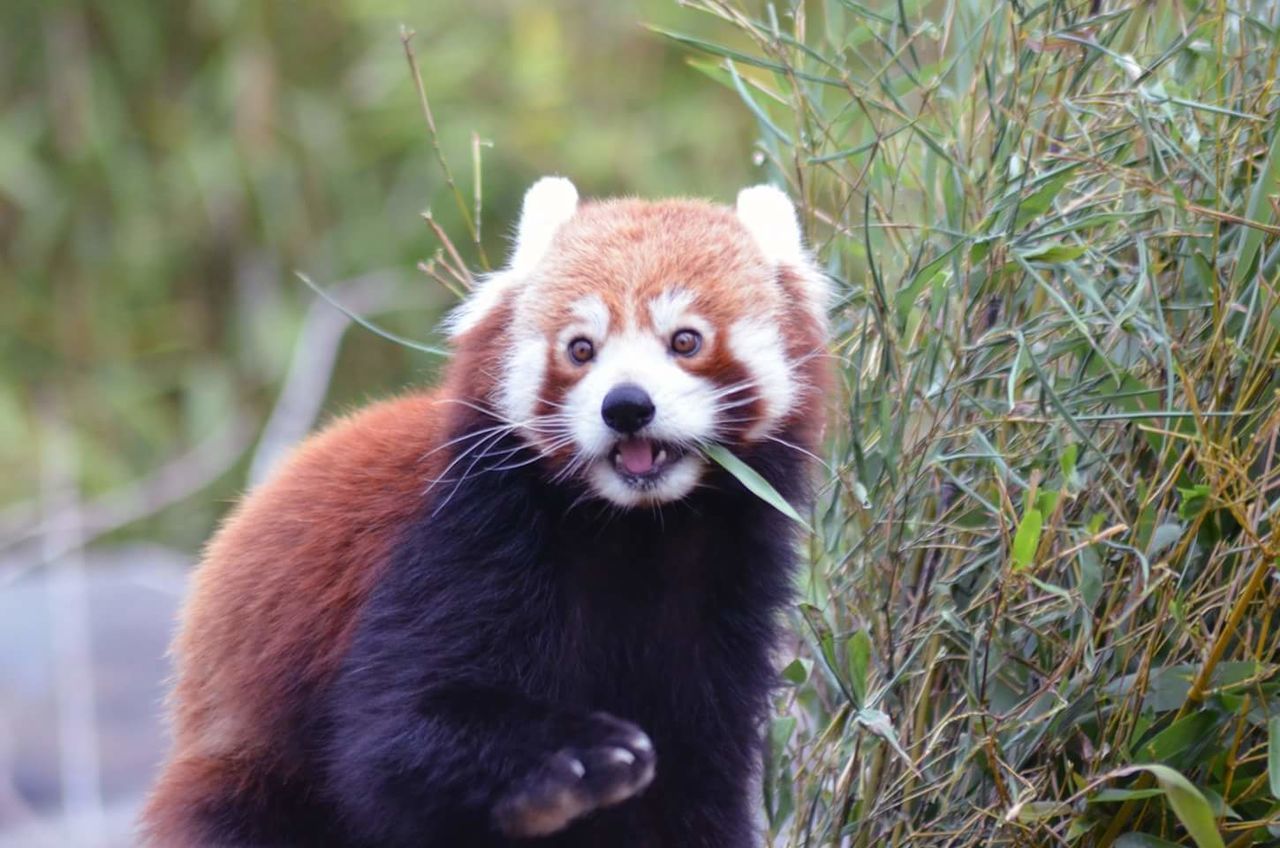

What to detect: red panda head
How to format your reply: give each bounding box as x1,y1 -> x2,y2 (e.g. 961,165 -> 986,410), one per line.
445,177 -> 830,507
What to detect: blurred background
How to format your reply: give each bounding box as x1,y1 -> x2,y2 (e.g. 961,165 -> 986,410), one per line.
0,1 -> 758,843
8,0 -> 1280,844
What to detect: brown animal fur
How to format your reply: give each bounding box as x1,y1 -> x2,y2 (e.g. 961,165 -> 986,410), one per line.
141,195 -> 828,845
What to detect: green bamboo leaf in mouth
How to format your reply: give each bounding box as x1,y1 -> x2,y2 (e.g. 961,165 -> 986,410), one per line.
701,443 -> 811,532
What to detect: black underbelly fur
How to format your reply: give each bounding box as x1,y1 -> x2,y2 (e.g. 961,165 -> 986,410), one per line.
201,423 -> 806,847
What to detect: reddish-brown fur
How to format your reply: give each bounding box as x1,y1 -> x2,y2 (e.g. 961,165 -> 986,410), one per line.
534,199 -> 778,337
520,198 -> 827,452
143,393 -> 447,842
144,291 -> 518,845
142,196 -> 828,845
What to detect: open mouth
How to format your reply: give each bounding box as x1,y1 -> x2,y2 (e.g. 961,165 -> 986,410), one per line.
610,438 -> 685,483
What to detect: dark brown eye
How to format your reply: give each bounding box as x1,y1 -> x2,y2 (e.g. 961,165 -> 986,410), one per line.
671,329 -> 702,357
568,337 -> 595,364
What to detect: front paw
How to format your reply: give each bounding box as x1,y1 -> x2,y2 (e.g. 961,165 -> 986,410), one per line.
493,713 -> 656,838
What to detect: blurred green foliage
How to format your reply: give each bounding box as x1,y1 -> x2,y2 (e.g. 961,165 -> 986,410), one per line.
674,1 -> 1280,844
15,2 -> 1279,844
0,0 -> 756,549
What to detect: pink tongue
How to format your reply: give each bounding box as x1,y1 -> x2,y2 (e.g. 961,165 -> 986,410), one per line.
618,439 -> 655,474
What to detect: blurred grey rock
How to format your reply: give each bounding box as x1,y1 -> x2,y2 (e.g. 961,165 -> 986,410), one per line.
0,544 -> 187,847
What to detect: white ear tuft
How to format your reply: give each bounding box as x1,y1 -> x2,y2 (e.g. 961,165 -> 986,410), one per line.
735,184 -> 804,264
511,176 -> 579,272
736,184 -> 832,324
446,176 -> 578,338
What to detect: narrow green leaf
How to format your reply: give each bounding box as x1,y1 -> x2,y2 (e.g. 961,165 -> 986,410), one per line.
702,443 -> 811,530
1233,110 -> 1280,287
1013,170 -> 1073,231
683,57 -> 735,90
1115,765 -> 1226,848
770,715 -> 797,750
1090,788 -> 1167,803
647,25 -> 842,86
1114,835 -> 1184,848
855,708 -> 916,773
725,60 -> 793,146
894,240 -> 964,316
1268,716 -> 1280,799
847,630 -> 872,707
1033,209 -> 1157,240
1011,507 -> 1043,571
1166,95 -> 1263,120
296,273 -> 448,357
1006,344 -> 1023,412
780,658 -> 811,686
1137,711 -> 1217,762
1066,817 -> 1096,841
1178,484 -> 1212,520
1014,801 -> 1069,822
1060,443 -> 1079,482
762,714 -> 796,826
1079,547 -> 1103,607
1147,522 -> 1185,559
1017,243 -> 1088,263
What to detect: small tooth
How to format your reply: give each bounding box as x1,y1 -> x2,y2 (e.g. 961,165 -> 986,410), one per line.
655,449 -> 667,464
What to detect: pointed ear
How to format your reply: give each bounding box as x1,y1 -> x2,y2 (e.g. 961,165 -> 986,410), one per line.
510,176 -> 579,271
446,177 -> 579,338
736,184 -> 804,265
736,184 -> 831,319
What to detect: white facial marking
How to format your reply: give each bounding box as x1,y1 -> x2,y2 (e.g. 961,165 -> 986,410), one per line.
564,329 -> 717,506
466,181 -> 832,509
566,332 -> 716,456
648,289 -> 693,335
587,454 -> 704,508
729,317 -> 796,440
556,295 -> 610,351
497,334 -> 548,425
648,289 -> 714,346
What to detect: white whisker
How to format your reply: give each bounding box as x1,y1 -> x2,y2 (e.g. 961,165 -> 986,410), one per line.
427,427 -> 514,492
764,434 -> 831,470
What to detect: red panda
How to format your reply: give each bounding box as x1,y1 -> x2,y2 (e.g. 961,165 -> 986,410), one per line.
141,177 -> 831,847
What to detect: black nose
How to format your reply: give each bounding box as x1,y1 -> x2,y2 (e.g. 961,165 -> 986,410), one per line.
601,383 -> 655,434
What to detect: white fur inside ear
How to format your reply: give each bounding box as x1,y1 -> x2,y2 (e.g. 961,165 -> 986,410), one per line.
735,184 -> 803,264
511,176 -> 578,272
737,184 -> 832,325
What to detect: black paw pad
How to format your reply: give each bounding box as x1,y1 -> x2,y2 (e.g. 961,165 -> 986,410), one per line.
493,715 -> 656,838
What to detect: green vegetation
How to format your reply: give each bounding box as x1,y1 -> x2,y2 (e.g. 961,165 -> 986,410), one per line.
6,0 -> 1280,845
667,1 -> 1280,844
2,1 -> 757,558
1,0 -> 755,551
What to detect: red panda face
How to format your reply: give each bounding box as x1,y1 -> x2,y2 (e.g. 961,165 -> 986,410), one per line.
447,179 -> 829,507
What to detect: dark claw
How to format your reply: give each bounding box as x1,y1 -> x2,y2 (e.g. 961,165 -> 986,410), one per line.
493,714 -> 656,838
